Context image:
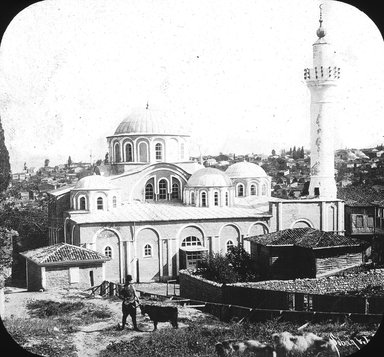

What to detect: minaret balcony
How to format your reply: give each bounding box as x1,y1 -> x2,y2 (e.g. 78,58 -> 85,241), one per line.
304,66 -> 340,81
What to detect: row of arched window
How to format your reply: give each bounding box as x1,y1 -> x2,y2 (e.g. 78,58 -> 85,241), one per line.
236,183 -> 268,197
189,191 -> 229,207
77,195 -> 117,210
113,141 -> 185,163
102,236 -> 235,260
145,180 -> 180,200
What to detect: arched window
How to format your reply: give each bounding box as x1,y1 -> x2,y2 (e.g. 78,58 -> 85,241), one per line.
190,191 -> 195,205
112,196 -> 117,208
114,142 -> 121,163
225,192 -> 229,206
214,191 -> 219,206
97,197 -> 104,210
172,182 -> 179,199
138,142 -> 148,162
201,192 -> 207,207
181,236 -> 202,247
250,184 -> 257,196
237,184 -> 244,197
226,240 -> 234,252
79,196 -> 86,210
125,143 -> 133,162
144,244 -> 152,257
159,179 -> 167,200
262,184 -> 268,196
104,246 -> 112,258
155,143 -> 163,161
145,183 -> 154,199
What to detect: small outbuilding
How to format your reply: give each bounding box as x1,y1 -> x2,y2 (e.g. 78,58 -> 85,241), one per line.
245,228 -> 366,280
20,243 -> 110,291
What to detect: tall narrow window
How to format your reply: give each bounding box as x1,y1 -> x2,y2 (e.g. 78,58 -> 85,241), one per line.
97,197 -> 104,210
201,192 -> 207,207
114,142 -> 121,163
145,183 -> 154,199
214,191 -> 219,206
262,184 -> 268,196
238,184 -> 244,197
180,143 -> 185,160
250,184 -> 257,196
112,196 -> 117,208
155,143 -> 163,161
159,179 -> 167,200
172,182 -> 179,199
190,191 -> 195,205
139,142 -> 148,162
125,143 -> 133,162
79,196 -> 86,210
225,192 -> 229,206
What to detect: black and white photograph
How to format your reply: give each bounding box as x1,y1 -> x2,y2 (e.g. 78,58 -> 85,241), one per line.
0,0 -> 383,356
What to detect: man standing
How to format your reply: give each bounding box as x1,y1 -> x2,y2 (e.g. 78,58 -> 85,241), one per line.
119,274 -> 140,331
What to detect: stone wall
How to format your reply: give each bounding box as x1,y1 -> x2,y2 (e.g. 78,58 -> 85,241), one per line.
179,270 -> 224,303
45,264 -> 104,290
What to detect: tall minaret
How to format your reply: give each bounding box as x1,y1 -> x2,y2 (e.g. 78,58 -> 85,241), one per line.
304,5 -> 340,199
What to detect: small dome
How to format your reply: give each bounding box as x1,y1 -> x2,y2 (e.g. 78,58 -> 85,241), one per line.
226,161 -> 267,178
73,174 -> 116,190
114,107 -> 186,135
187,168 -> 232,187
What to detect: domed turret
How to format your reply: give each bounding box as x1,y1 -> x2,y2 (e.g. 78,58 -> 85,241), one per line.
184,168 -> 234,207
71,174 -> 121,211
226,161 -> 267,179
108,105 -> 191,165
187,168 -> 232,188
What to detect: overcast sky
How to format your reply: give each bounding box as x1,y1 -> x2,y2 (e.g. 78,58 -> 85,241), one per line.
0,0 -> 383,171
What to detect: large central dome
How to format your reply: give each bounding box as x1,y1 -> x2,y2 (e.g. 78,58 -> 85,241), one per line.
114,107 -> 187,136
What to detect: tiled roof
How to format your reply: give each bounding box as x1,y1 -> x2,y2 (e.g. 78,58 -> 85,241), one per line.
68,202 -> 271,224
20,243 -> 109,265
337,185 -> 384,206
246,228 -> 363,248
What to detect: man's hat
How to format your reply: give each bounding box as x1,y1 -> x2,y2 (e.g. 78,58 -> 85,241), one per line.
126,274 -> 133,282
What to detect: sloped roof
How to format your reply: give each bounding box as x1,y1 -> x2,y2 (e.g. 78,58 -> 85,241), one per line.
337,185 -> 384,206
20,243 -> 109,265
246,228 -> 363,248
68,202 -> 271,224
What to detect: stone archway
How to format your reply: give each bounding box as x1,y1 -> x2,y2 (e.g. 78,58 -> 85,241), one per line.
95,229 -> 121,282
136,228 -> 160,282
291,219 -> 313,228
219,224 -> 240,253
248,222 -> 269,237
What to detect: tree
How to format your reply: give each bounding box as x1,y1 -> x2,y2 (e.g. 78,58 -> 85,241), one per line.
0,119 -> 10,192
271,149 -> 276,156
44,158 -> 50,167
67,156 -> 72,168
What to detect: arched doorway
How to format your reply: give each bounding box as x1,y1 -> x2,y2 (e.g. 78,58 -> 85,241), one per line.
95,229 -> 121,282
178,226 -> 207,271
136,228 -> 160,282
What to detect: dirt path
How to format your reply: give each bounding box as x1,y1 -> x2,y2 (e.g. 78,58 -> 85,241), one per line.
3,285 -> 208,357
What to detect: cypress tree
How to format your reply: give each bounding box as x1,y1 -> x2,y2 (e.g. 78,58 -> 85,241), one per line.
0,118 -> 10,192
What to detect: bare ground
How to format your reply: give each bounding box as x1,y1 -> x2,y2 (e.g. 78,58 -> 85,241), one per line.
3,284 -> 212,357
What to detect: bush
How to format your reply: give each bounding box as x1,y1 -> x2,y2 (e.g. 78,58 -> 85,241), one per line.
195,246 -> 260,283
27,300 -> 85,318
195,253 -> 239,283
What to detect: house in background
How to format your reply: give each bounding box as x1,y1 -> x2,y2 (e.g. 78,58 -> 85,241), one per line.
245,228 -> 366,280
20,243 -> 110,291
337,186 -> 384,265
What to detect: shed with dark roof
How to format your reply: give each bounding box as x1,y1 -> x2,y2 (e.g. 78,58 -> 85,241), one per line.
20,243 -> 110,291
245,228 -> 366,280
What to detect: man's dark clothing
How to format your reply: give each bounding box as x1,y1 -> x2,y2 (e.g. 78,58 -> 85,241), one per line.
119,283 -> 139,330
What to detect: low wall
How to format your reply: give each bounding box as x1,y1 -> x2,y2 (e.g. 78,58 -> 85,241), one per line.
179,270 -> 384,315
179,270 -> 224,303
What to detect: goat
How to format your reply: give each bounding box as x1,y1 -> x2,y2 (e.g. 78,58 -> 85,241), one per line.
215,339 -> 276,357
272,331 -> 340,357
